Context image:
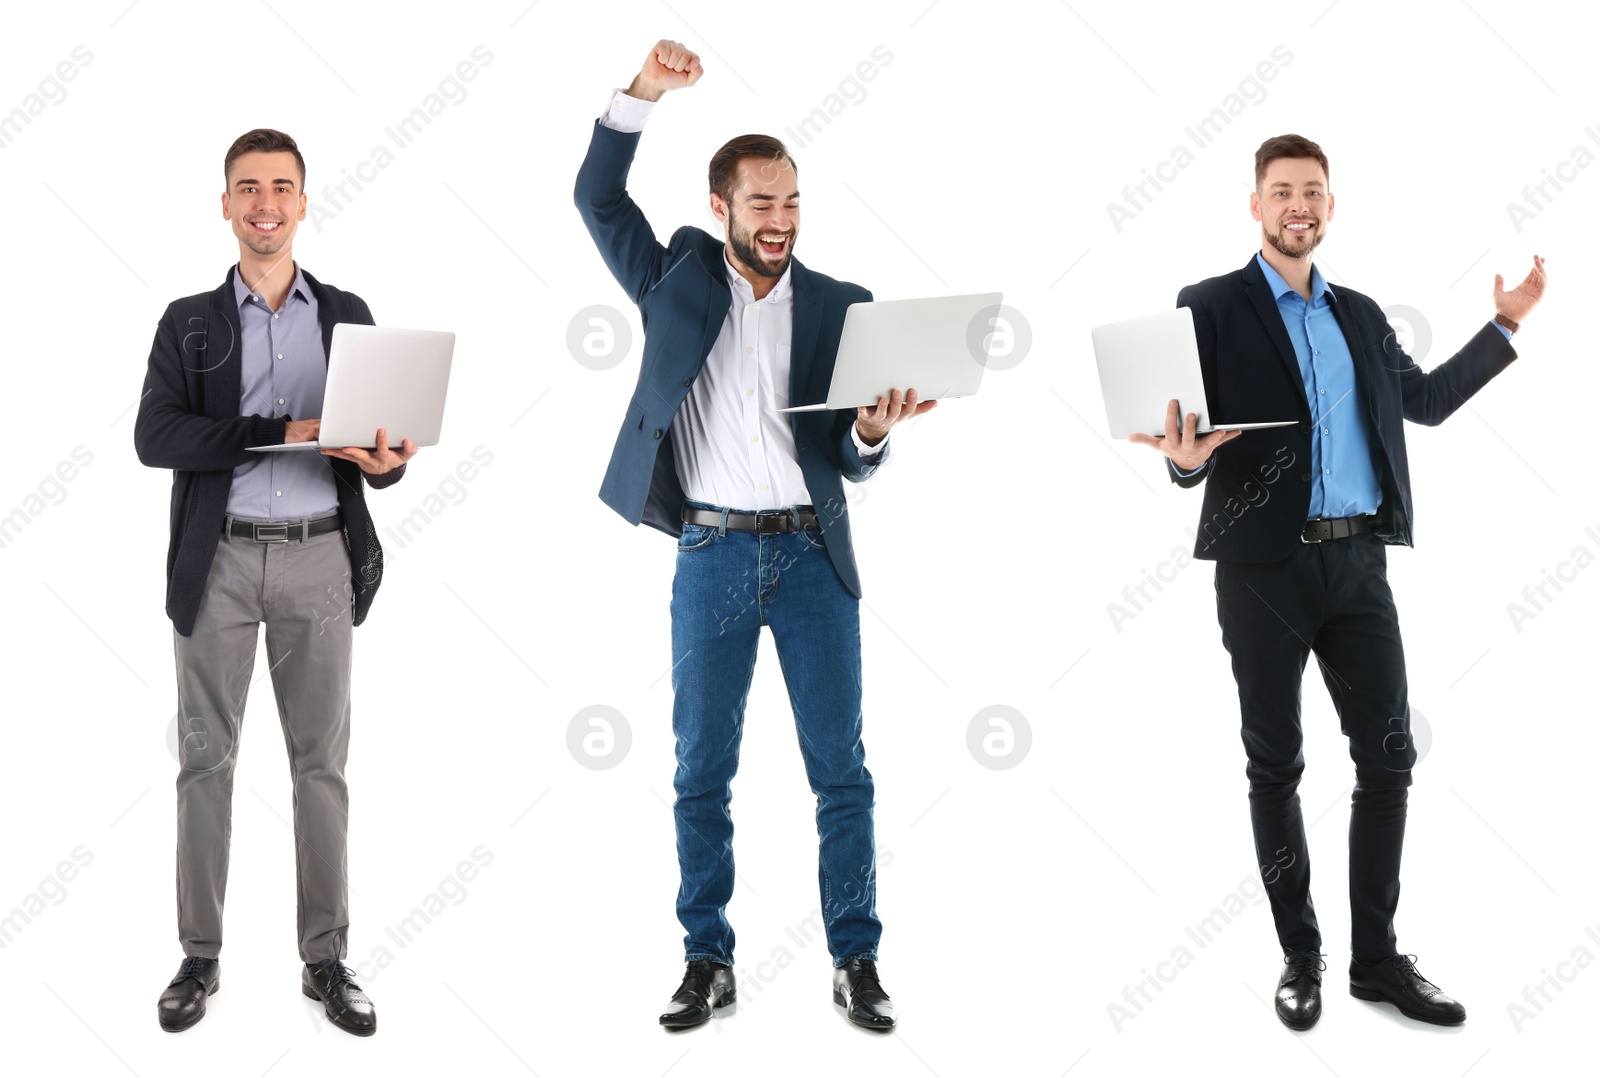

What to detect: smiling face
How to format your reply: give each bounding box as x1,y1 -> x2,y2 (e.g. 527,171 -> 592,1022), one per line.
1251,156 -> 1333,260
221,150 -> 306,259
711,155 -> 799,280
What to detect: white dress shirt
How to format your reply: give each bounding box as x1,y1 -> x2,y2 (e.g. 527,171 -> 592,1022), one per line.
598,89 -> 886,512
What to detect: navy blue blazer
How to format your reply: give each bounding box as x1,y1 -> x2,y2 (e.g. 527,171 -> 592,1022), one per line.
1171,254 -> 1518,562
574,120 -> 885,598
134,266 -> 405,636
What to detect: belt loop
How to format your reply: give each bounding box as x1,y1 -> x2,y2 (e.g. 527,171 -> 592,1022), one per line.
300,519 -> 310,542
788,506 -> 800,533
718,507 -> 728,537
223,513 -> 234,541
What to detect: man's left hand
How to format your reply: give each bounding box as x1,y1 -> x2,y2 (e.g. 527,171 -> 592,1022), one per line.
322,427 -> 418,474
855,387 -> 936,446
1495,254 -> 1547,325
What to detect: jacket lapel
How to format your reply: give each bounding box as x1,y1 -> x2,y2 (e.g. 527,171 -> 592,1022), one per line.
204,268 -> 244,421
1240,255 -> 1305,400
787,258 -> 821,416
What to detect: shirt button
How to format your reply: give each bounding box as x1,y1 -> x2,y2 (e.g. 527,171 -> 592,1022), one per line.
746,388 -> 755,396
750,435 -> 759,443
276,353 -> 284,360
275,490 -> 282,496
746,304 -> 755,312
278,398 -> 286,405
1321,427 -> 1329,435
1324,468 -> 1331,474
745,346 -> 753,353
759,483 -> 768,491
1319,389 -> 1326,395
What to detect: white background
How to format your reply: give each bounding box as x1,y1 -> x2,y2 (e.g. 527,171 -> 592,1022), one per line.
0,1 -> 1594,1075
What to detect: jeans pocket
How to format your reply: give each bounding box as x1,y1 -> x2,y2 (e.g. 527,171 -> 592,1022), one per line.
799,526 -> 827,551
678,522 -> 717,552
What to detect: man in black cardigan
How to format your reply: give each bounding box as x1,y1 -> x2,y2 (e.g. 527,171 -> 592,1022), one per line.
134,128 -> 415,1037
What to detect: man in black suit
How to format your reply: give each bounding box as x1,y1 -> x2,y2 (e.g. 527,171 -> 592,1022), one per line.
1131,133 -> 1545,1030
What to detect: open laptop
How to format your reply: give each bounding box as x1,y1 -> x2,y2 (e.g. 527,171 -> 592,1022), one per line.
1091,307 -> 1296,438
777,292 -> 1002,412
248,323 -> 456,452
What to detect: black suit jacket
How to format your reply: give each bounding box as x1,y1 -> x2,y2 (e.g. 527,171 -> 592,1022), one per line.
134,266 -> 404,636
1171,254 -> 1517,562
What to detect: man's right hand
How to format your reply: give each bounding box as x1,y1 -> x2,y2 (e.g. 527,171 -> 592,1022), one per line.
1127,399 -> 1240,472
626,39 -> 703,101
285,419 -> 321,444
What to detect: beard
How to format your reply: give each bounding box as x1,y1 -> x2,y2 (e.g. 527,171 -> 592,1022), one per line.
728,219 -> 796,279
1263,217 -> 1323,259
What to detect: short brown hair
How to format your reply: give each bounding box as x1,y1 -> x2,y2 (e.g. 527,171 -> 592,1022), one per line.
224,128 -> 306,189
708,134 -> 795,204
1254,134 -> 1328,189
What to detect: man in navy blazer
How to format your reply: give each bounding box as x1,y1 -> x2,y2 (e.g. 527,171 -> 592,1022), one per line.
1132,134 -> 1545,1031
575,40 -> 933,1032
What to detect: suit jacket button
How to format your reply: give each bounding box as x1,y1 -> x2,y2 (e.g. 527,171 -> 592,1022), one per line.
1300,473 -> 1311,482
653,428 -> 663,439
682,377 -> 692,387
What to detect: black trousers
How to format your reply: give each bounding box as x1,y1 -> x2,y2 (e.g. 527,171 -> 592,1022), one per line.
1215,530 -> 1417,958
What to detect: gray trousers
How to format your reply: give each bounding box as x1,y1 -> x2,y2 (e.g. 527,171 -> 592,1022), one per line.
173,514 -> 354,963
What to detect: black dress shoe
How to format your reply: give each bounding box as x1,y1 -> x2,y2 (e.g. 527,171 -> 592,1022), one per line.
833,958 -> 896,1030
157,956 -> 220,1032
1349,954 -> 1466,1025
302,958 -> 377,1036
1275,951 -> 1325,1030
659,960 -> 735,1029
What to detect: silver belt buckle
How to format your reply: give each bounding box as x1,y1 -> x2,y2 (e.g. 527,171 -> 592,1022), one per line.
1301,519 -> 1323,544
253,523 -> 290,543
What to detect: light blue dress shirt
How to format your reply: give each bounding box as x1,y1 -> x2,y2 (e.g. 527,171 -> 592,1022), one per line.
226,264 -> 340,520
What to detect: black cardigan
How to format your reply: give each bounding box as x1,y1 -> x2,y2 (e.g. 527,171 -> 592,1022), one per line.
134,266 -> 404,636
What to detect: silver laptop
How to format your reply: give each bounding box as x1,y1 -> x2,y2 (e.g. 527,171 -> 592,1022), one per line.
778,292 -> 1002,412
248,323 -> 456,452
1091,307 -> 1296,438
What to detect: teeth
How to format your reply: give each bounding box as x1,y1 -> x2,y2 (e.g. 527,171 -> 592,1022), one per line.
254,221 -> 279,230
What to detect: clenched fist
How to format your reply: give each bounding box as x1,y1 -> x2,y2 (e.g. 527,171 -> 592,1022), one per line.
626,39 -> 703,102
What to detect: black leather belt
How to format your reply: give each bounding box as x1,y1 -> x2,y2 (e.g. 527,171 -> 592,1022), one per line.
223,512 -> 342,543
1300,515 -> 1374,543
683,507 -> 819,533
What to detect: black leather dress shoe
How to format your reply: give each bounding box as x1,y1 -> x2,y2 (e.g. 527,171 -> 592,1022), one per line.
833,958 -> 895,1030
659,960 -> 735,1029
1275,951 -> 1325,1030
302,958 -> 377,1036
157,956 -> 220,1032
1349,954 -> 1466,1025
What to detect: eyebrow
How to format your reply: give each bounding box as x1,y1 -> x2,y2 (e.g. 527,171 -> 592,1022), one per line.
745,190 -> 801,202
233,178 -> 299,189
1267,180 -> 1324,189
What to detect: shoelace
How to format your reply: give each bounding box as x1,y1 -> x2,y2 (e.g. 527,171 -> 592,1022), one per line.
677,962 -> 717,996
177,956 -> 208,982
312,958 -> 358,986
1390,954 -> 1439,993
852,960 -> 884,993
1285,951 -> 1326,980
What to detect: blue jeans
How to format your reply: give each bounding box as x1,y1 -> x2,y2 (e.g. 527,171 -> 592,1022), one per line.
669,499 -> 881,968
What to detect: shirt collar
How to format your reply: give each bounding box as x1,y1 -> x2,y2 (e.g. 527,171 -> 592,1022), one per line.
1255,251 -> 1333,304
233,261 -> 311,309
724,248 -> 792,304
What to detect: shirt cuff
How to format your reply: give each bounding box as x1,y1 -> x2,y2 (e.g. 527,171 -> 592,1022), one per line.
599,88 -> 655,133
1493,320 -> 1513,340
852,421 -> 888,457
1170,458 -> 1206,478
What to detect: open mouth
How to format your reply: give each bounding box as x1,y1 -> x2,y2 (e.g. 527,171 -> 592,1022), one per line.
1283,220 -> 1315,235
249,219 -> 282,235
757,234 -> 789,257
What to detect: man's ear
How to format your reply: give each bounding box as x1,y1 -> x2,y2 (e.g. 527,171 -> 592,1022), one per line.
709,192 -> 729,225
1248,190 -> 1262,223
298,192 -> 307,221
221,192 -> 230,220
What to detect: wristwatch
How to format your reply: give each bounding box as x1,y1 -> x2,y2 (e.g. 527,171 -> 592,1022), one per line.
1494,313 -> 1519,334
